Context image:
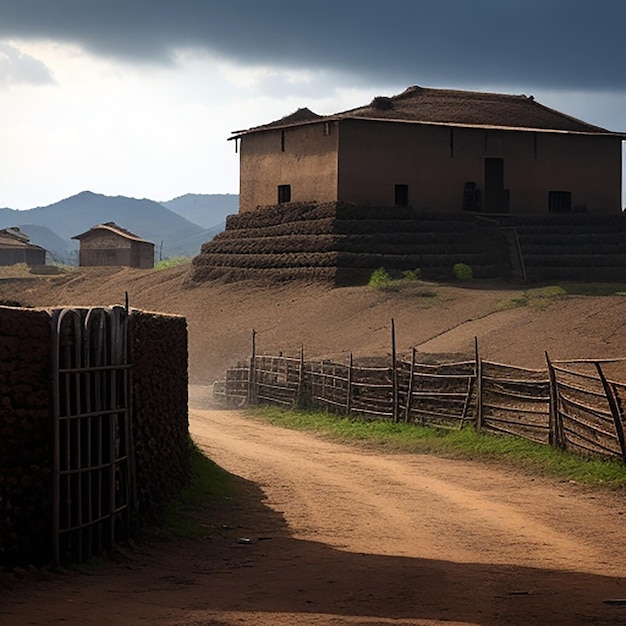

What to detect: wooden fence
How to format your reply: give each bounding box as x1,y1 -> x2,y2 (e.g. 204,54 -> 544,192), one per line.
217,327 -> 626,464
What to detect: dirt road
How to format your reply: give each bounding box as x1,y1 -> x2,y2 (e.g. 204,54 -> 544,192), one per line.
3,393 -> 626,625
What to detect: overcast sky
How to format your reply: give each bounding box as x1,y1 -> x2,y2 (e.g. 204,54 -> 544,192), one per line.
1,0 -> 625,209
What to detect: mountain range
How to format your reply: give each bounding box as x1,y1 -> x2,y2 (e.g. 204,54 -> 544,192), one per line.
0,191 -> 239,263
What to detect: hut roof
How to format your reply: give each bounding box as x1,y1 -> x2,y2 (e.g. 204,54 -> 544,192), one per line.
231,85 -> 626,138
262,107 -> 322,129
0,227 -> 44,250
72,222 -> 154,245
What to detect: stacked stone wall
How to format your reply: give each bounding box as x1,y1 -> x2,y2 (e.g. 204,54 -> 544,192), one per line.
130,311 -> 189,521
189,202 -> 626,286
0,308 -> 53,565
187,202 -> 510,286
0,306 -> 189,566
497,214 -> 626,282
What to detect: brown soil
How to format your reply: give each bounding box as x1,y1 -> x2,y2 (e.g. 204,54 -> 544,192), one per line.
3,265 -> 626,380
2,266 -> 626,624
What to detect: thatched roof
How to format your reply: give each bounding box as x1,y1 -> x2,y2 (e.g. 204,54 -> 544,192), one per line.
0,228 -> 44,250
232,85 -> 624,138
72,221 -> 154,245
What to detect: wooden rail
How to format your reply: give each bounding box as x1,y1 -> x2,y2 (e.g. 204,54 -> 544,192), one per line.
216,327 -> 626,464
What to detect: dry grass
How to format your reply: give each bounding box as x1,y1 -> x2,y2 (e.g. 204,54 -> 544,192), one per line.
0,263 -> 71,278
0,263 -> 33,278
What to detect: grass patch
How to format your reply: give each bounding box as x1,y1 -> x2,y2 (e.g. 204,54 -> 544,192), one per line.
251,407 -> 626,490
154,256 -> 191,270
160,441 -> 238,539
368,268 -> 440,301
497,293 -> 530,311
497,285 -> 567,311
378,282 -> 439,299
496,282 -> 626,312
557,282 -> 626,296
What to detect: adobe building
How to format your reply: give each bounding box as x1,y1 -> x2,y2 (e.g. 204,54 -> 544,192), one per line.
231,86 -> 624,216
72,222 -> 155,269
0,227 -> 46,266
187,86 -> 626,286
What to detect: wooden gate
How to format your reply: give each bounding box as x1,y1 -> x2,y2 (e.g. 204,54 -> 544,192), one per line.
51,306 -> 135,566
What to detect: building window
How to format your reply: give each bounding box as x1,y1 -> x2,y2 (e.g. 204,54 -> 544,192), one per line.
278,184 -> 291,204
395,184 -> 409,206
462,182 -> 481,211
281,130 -> 285,152
548,190 -> 572,213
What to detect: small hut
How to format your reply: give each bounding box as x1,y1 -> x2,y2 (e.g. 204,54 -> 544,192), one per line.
0,227 -> 47,266
72,222 -> 155,269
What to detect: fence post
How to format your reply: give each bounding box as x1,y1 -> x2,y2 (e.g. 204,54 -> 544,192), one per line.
391,319 -> 399,423
595,363 -> 626,464
247,328 -> 257,406
611,383 -> 626,465
474,336 -> 483,432
404,347 -> 416,423
545,351 -> 562,449
296,344 -> 305,409
346,353 -> 353,415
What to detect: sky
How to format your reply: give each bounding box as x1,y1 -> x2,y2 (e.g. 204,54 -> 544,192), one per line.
0,0 -> 625,210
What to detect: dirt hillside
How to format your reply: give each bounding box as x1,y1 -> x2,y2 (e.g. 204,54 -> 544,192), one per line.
2,264 -> 626,382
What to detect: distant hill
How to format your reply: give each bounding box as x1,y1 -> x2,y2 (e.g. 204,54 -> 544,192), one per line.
17,224 -> 75,263
161,193 -> 238,229
165,223 -> 226,260
0,191 -> 224,262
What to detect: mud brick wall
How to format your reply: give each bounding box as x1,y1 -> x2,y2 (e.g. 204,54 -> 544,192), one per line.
0,307 -> 53,565
130,311 -> 190,521
1,306 -> 190,566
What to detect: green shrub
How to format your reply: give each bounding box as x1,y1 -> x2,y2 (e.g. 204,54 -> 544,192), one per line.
402,268 -> 421,281
368,267 -> 391,287
453,263 -> 473,281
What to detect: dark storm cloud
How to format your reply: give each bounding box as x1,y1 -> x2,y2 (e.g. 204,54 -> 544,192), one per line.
0,0 -> 624,91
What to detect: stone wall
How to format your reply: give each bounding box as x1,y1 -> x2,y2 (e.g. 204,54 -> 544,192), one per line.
186,202 -> 510,286
130,311 -> 190,520
0,306 -> 189,566
0,308 -> 53,565
187,202 -> 626,286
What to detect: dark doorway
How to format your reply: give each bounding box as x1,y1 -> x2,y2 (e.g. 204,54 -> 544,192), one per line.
484,158 -> 506,213
394,184 -> 409,206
